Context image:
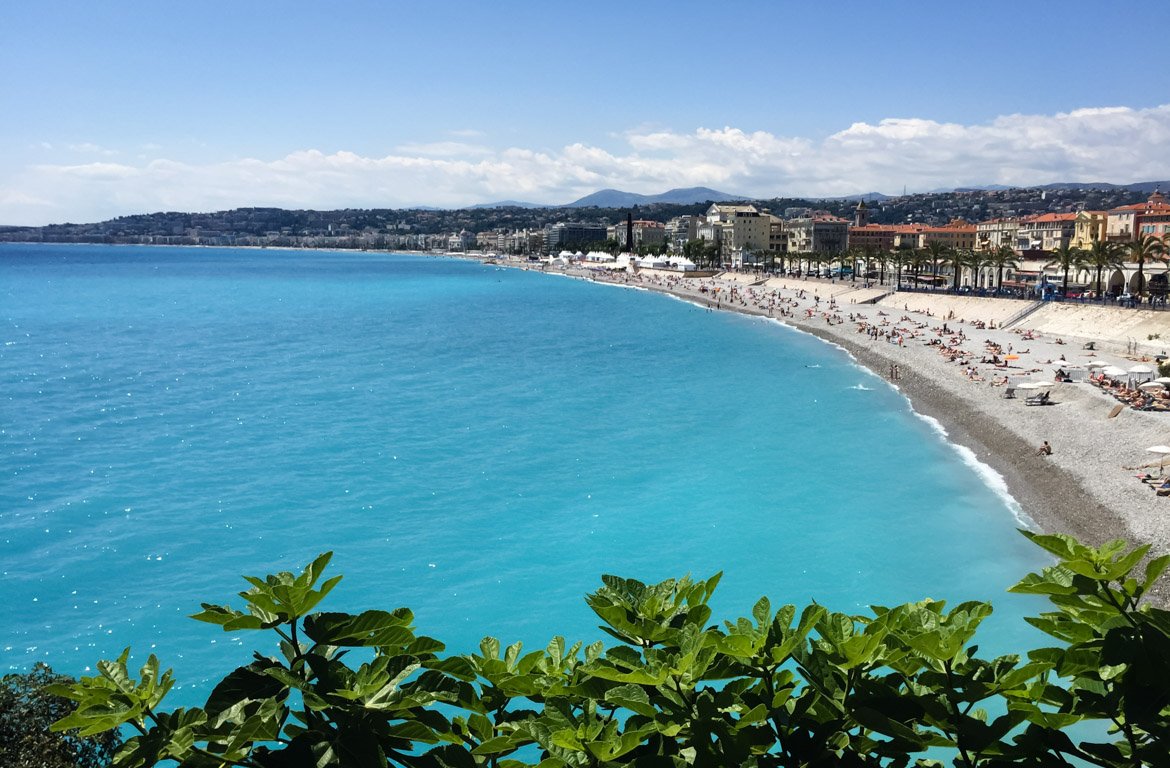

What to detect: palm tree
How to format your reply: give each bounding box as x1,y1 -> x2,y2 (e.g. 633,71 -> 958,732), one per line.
1044,243 -> 1085,296
809,251 -> 829,278
947,248 -> 980,292
858,246 -> 878,284
909,248 -> 930,289
1084,239 -> 1123,302
924,241 -> 951,291
872,248 -> 887,285
968,251 -> 993,290
1124,233 -> 1166,298
988,245 -> 1018,294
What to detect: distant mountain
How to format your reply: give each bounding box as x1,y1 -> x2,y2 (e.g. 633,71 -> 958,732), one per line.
565,186 -> 741,208
468,200 -> 545,209
1034,180 -> 1169,193
952,185 -> 1015,193
824,192 -> 893,202
953,181 -> 1169,194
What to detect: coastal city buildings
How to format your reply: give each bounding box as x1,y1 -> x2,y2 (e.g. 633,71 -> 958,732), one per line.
1108,190 -> 1170,241
6,185 -> 1170,301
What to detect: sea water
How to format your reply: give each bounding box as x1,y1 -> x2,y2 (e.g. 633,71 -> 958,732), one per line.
1,244 -> 1048,701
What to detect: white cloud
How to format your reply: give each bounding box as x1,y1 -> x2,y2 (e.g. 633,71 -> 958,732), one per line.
393,141 -> 493,158
65,142 -> 119,157
4,104 -> 1170,225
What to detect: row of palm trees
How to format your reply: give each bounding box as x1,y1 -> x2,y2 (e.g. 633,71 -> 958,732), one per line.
1045,234 -> 1168,298
737,234 -> 1169,301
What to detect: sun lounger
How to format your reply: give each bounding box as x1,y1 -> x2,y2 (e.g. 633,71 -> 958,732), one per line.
1025,391 -> 1051,406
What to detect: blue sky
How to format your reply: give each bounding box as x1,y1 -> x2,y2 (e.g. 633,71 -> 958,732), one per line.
3,0 -> 1170,224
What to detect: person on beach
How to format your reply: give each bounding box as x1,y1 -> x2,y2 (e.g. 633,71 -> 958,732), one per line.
1037,441 -> 1052,456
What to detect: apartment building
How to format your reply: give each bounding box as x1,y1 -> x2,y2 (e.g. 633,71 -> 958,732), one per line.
609,219 -> 667,249
1016,213 -> 1076,253
664,215 -> 700,252
920,220 -> 977,251
1106,191 -> 1170,242
787,214 -> 849,254
974,218 -> 1018,253
545,222 -> 607,252
723,209 -> 771,256
848,224 -> 897,253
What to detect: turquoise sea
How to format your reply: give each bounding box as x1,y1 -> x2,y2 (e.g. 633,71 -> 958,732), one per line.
1,244 -> 1047,701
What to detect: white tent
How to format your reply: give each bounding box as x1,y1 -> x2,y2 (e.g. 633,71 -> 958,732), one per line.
664,256 -> 697,272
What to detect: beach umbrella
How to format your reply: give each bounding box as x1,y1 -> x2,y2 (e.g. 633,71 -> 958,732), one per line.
1103,366 -> 1127,377
1086,361 -> 1108,369
1156,376 -> 1170,384
1129,364 -> 1154,374
1017,382 -> 1043,390
1139,381 -> 1166,391
1147,445 -> 1170,455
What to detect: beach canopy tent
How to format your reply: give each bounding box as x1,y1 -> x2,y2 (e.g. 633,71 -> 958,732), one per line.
1129,364 -> 1155,379
1103,366 -> 1128,378
584,251 -> 616,263
665,257 -> 698,271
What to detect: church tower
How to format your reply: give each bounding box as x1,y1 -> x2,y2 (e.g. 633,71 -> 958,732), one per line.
854,199 -> 869,228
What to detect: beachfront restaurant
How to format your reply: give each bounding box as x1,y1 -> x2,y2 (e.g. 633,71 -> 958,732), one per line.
1000,270 -> 1043,297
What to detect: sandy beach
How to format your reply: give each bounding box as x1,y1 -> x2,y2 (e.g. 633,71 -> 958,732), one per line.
502,258 -> 1170,596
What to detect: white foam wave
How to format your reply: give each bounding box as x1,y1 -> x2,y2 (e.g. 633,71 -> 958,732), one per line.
661,291 -> 706,307
849,383 -> 873,390
760,317 -> 1032,528
913,411 -> 1034,529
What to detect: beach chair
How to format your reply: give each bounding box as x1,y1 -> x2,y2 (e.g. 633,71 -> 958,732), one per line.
1002,385 -> 1016,399
1025,391 -> 1051,406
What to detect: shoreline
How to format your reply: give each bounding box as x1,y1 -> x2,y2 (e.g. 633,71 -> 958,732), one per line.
518,261 -> 1170,602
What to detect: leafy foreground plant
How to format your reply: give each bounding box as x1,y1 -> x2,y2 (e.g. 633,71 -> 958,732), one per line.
51,532 -> 1170,767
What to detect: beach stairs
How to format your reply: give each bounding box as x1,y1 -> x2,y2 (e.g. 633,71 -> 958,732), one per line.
1000,301 -> 1045,330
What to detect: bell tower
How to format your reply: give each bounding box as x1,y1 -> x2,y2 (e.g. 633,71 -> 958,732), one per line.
854,199 -> 869,228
